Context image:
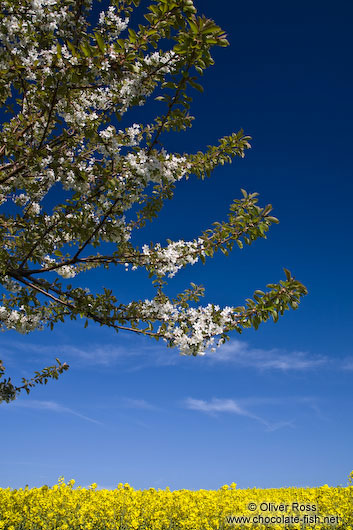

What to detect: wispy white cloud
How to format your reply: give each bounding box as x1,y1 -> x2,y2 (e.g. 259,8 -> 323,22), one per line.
1,338 -> 179,370
2,337 -> 344,374
225,395 -> 328,422
183,397 -> 294,432
122,398 -> 159,410
185,397 -> 245,415
204,339 -> 328,371
56,338 -> 327,372
12,399 -> 103,425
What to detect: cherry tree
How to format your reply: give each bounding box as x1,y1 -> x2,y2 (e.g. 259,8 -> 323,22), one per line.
0,0 -> 307,402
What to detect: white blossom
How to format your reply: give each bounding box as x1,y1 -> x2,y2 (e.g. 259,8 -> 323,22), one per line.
141,238 -> 205,277
27,202 -> 41,216
56,265 -> 77,279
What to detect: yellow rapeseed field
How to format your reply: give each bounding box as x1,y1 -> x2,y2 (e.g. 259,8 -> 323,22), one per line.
0,475 -> 353,530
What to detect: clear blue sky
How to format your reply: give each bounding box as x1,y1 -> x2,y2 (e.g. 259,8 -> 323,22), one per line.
1,0 -> 353,491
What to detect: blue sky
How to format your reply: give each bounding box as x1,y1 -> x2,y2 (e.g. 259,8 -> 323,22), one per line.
1,0 -> 353,490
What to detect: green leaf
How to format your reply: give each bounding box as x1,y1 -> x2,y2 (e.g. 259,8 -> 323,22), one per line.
188,79 -> 203,92
66,41 -> 77,55
188,20 -> 198,33
283,268 -> 292,281
80,42 -> 92,57
94,32 -> 106,53
128,28 -> 137,43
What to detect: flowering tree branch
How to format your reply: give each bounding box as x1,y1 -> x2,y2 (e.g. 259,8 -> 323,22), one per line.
0,0 -> 307,402
0,358 -> 69,404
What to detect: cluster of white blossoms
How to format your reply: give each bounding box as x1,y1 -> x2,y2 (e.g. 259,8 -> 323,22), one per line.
42,256 -> 57,268
0,0 -> 180,133
0,0 -> 77,81
56,265 -> 77,279
1,144 -> 63,207
144,50 -> 177,69
0,306 -> 44,334
26,202 -> 41,216
4,1 -> 70,38
1,276 -> 21,294
41,257 -> 77,278
29,0 -> 71,29
57,86 -> 113,129
136,299 -> 237,355
125,149 -> 190,186
98,6 -> 129,42
141,238 -> 205,277
13,194 -> 30,207
54,51 -> 177,127
99,215 -> 132,243
0,279 -> 47,335
117,69 -> 152,115
124,124 -> 142,146
99,123 -> 142,155
118,51 -> 178,115
135,299 -> 180,322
